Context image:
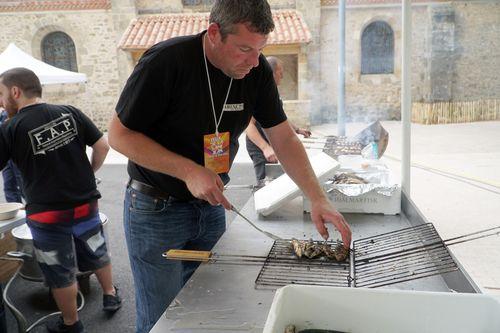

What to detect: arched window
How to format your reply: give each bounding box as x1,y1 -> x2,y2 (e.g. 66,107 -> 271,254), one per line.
41,32 -> 78,72
361,21 -> 394,74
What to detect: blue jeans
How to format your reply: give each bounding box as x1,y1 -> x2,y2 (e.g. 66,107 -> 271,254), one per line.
2,160 -> 23,203
123,186 -> 226,333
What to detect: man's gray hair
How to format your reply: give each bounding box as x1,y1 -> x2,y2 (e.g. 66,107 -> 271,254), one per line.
210,0 -> 275,40
266,56 -> 281,72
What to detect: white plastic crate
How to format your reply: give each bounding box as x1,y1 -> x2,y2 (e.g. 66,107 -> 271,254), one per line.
264,285 -> 500,333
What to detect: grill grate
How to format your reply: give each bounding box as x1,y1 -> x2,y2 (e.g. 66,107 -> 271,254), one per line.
323,136 -> 363,157
255,224 -> 458,289
255,239 -> 351,289
353,223 -> 458,288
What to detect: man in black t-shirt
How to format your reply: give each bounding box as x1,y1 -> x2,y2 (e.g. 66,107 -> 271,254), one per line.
245,56 -> 312,182
0,109 -> 24,202
0,68 -> 121,333
109,1 -> 351,332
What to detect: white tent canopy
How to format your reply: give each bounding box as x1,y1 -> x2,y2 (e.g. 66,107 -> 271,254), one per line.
0,43 -> 87,85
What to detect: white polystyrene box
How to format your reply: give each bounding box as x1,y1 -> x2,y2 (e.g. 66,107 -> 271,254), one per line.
254,152 -> 340,216
303,186 -> 401,215
264,285 -> 500,333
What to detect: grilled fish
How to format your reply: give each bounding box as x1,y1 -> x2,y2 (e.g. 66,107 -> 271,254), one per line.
290,239 -> 349,262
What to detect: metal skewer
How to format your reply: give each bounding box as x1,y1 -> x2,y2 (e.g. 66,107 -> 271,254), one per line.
224,184 -> 256,190
230,205 -> 283,241
443,225 -> 500,246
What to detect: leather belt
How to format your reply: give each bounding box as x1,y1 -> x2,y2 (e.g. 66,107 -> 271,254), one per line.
128,179 -> 170,201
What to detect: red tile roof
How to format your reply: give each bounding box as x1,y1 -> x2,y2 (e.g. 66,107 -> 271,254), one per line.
0,0 -> 110,12
119,10 -> 312,51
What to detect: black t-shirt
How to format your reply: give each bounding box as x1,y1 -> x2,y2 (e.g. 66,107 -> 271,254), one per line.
116,31 -> 287,200
0,103 -> 102,214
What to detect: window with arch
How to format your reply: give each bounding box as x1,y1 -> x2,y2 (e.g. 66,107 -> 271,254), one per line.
361,21 -> 394,75
41,31 -> 78,72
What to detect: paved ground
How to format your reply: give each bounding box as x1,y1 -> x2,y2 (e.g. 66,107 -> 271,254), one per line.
2,120 -> 500,332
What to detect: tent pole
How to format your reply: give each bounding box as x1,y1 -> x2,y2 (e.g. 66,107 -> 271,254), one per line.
401,0 -> 412,196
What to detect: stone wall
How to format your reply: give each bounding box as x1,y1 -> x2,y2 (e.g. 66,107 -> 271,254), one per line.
284,99 -> 311,128
134,0 -> 298,13
319,5 -> 425,122
451,1 -> 500,100
2,1 -> 496,128
135,0 -> 182,13
0,10 -> 124,130
318,1 -> 499,122
276,54 -> 298,100
268,0 -> 297,9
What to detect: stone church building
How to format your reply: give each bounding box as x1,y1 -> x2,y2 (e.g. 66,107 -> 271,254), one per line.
0,0 -> 498,129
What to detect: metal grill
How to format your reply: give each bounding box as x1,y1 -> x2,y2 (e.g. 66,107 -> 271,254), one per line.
323,136 -> 363,157
255,224 -> 458,289
255,239 -> 351,289
353,223 -> 458,288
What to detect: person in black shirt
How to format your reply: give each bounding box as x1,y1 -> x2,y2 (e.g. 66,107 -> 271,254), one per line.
109,1 -> 351,332
0,68 -> 121,333
245,56 -> 312,182
0,109 -> 24,202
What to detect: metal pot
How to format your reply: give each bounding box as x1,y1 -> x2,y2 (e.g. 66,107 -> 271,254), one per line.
10,213 -> 109,282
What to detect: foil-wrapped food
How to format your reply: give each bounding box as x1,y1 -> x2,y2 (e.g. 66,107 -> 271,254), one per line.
290,239 -> 349,262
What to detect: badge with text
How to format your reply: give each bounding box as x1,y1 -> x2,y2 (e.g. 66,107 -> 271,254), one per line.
204,132 -> 230,174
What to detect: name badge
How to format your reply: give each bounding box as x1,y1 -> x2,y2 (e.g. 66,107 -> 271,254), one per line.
223,103 -> 244,112
204,132 -> 230,174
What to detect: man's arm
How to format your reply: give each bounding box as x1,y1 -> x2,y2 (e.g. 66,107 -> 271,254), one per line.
264,121 -> 352,248
108,114 -> 231,209
90,136 -> 110,172
245,117 -> 278,163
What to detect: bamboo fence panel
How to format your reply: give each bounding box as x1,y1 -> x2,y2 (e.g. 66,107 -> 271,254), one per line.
412,99 -> 500,124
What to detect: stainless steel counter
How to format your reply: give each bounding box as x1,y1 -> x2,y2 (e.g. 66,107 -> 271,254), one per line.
151,194 -> 479,333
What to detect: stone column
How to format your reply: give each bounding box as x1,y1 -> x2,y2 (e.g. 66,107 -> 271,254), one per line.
111,0 -> 138,88
426,4 -> 456,102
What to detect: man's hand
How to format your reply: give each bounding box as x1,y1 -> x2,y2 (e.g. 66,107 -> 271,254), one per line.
184,165 -> 231,210
310,198 -> 351,249
263,145 -> 278,163
296,128 -> 312,138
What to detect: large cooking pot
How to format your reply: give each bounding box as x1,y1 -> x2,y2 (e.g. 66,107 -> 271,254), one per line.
10,213 -> 109,281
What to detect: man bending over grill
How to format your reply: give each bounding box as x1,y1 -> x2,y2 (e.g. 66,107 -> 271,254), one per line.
0,68 -> 121,333
108,1 -> 351,332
